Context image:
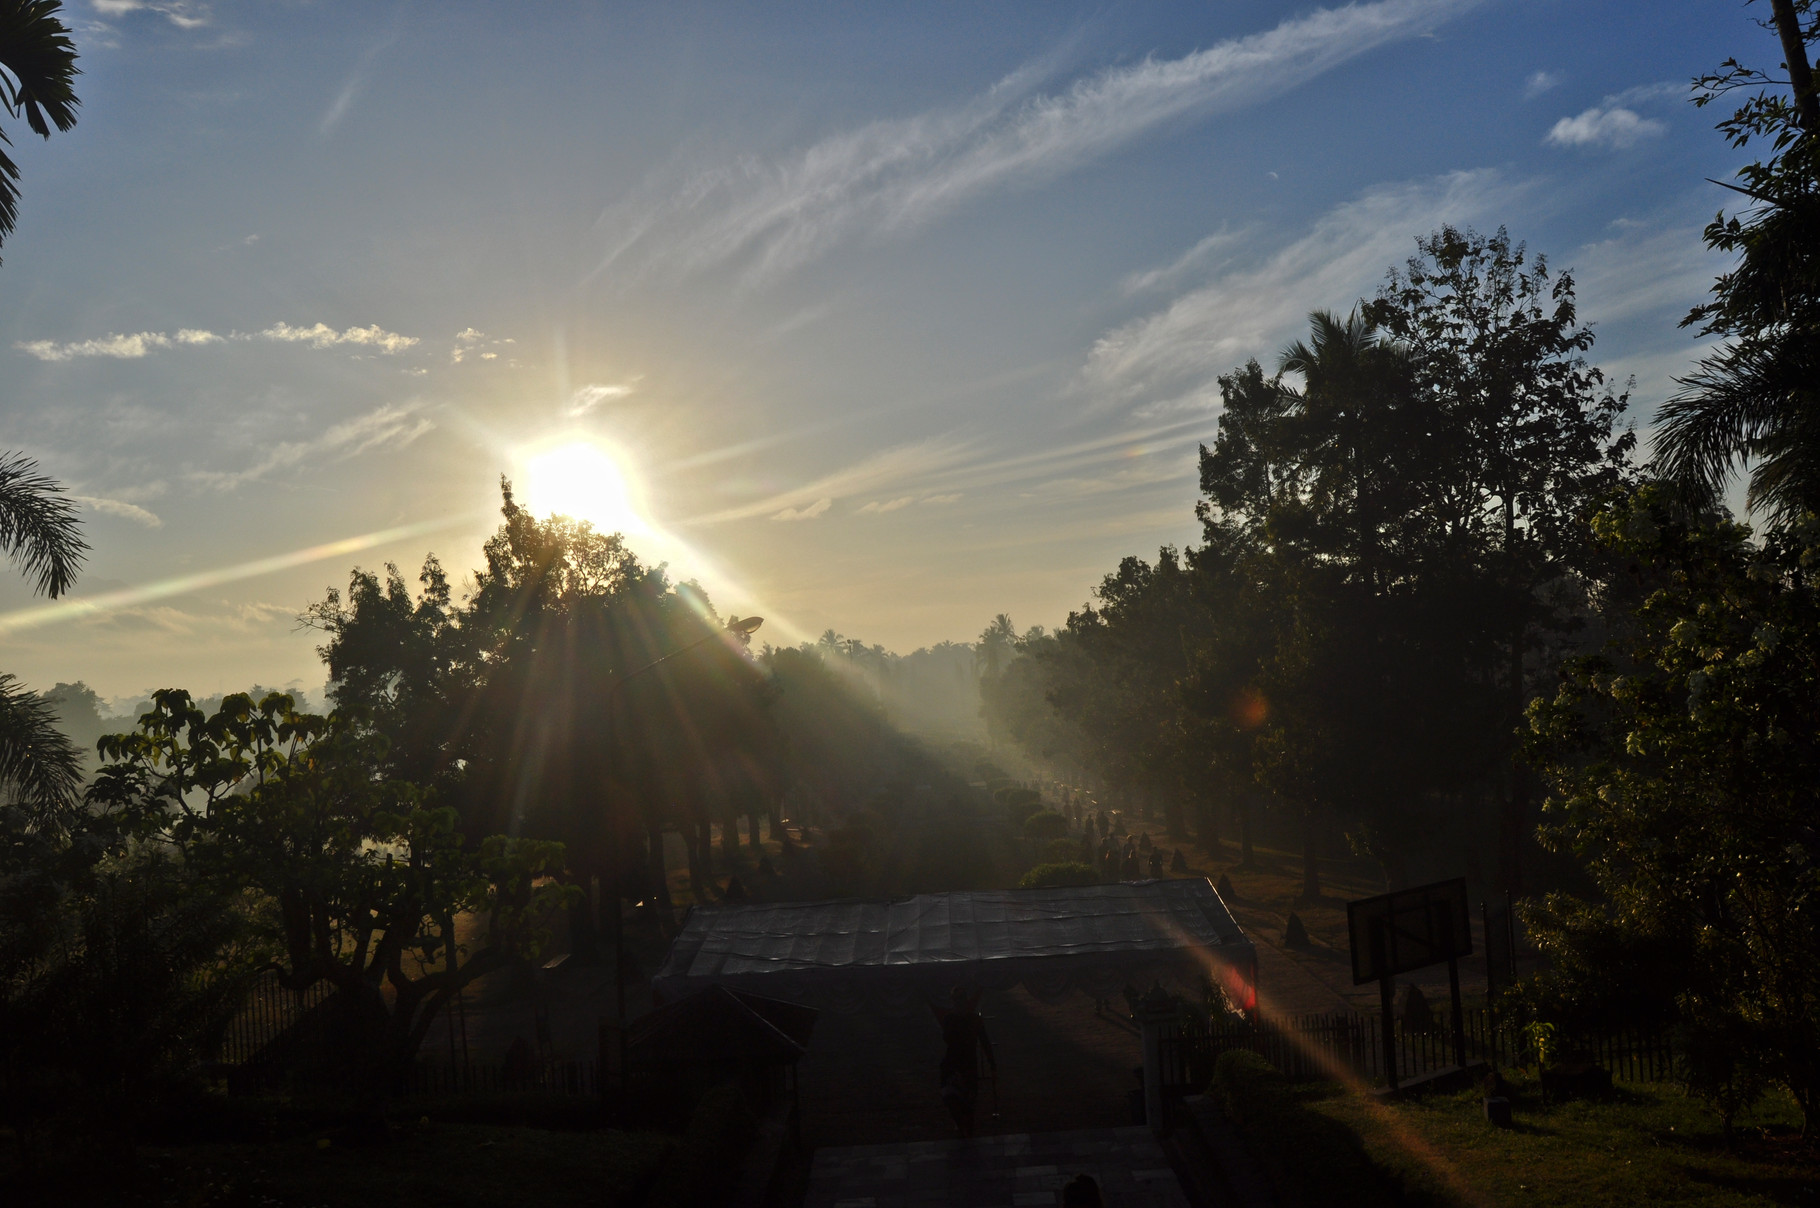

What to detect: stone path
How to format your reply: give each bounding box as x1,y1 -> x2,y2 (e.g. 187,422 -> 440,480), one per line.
805,1126 -> 1191,1208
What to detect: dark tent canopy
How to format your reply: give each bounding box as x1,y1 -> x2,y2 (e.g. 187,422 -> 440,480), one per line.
652,878 -> 1255,1015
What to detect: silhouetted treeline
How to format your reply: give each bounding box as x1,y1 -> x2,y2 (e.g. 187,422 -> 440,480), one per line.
981,227 -> 1636,900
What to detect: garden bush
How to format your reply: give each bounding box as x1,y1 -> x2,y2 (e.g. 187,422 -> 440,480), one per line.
1018,862 -> 1098,889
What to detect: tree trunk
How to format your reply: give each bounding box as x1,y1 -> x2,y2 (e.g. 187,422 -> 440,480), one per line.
719,815 -> 739,867
1299,806 -> 1322,904
1500,617 -> 1528,895
1237,793 -> 1255,868
747,807 -> 762,851
566,872 -> 599,962
1194,793 -> 1220,857
647,822 -> 674,914
1771,0 -> 1820,132
682,824 -> 708,900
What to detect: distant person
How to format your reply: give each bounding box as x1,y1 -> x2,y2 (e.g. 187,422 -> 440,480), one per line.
1121,849 -> 1140,879
1148,850 -> 1164,878
1171,848 -> 1189,873
1139,831 -> 1153,854
1080,834 -> 1097,865
1096,810 -> 1110,836
931,987 -> 996,1138
1062,1173 -> 1104,1207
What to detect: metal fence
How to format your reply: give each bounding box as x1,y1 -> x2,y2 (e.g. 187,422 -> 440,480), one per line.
216,970 -> 599,1100
215,969 -> 333,1066
1158,1009 -> 1676,1092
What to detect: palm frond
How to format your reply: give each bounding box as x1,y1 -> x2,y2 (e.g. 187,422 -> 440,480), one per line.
0,671 -> 83,819
1654,340 -> 1817,519
0,451 -> 85,596
0,0 -> 80,246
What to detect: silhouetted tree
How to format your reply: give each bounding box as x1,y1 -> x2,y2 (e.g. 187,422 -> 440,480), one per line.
0,0 -> 79,256
1657,0 -> 1820,523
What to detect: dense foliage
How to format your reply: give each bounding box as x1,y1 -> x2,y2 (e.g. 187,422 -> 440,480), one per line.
1522,489 -> 1820,1134
983,229 -> 1635,898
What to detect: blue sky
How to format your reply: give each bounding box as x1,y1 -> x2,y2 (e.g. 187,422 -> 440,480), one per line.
0,0 -> 1764,701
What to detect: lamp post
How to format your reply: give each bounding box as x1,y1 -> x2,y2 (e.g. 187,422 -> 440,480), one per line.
605,615 -> 763,1095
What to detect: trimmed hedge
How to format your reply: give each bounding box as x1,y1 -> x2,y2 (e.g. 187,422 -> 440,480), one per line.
1022,810 -> 1068,841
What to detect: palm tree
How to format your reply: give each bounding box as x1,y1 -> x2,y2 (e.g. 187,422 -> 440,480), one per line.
0,452 -> 85,817
1654,2 -> 1819,523
977,614 -> 1016,679
0,0 -> 80,255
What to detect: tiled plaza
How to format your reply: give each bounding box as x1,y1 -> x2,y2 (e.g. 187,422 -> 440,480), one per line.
805,1126 -> 1192,1208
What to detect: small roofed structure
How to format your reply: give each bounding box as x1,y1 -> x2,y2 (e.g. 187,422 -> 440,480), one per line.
614,985 -> 818,1126
652,878 -> 1255,1016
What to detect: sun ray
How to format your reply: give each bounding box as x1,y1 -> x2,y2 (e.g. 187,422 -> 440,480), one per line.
0,513 -> 483,636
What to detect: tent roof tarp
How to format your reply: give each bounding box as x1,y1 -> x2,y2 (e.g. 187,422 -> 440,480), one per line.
652,878 -> 1254,1014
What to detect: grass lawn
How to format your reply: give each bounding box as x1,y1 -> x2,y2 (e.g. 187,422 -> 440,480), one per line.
5,1121 -> 675,1208
1220,1059 -> 1817,1208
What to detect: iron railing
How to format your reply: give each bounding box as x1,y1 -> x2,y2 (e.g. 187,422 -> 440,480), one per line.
1158,1008 -> 1675,1092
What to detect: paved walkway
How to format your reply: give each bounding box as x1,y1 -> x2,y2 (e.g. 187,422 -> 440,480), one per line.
805,1126 -> 1191,1208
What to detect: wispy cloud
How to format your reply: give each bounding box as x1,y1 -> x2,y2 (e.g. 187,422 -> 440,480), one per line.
685,436 -> 974,525
1078,169 -> 1510,415
594,0 -> 1480,284
189,400 -> 434,491
1572,220 -> 1721,327
321,11 -> 406,136
857,496 -> 915,514
92,0 -> 210,29
1523,69 -> 1561,99
921,493 -> 963,505
17,321 -> 418,362
72,496 -> 163,527
1120,229 -> 1246,297
1545,82 -> 1679,151
771,497 -> 832,521
567,381 -> 637,416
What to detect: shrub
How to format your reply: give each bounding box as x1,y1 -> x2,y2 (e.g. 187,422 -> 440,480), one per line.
1042,837 -> 1081,863
1022,810 -> 1068,841
1018,862 -> 1098,889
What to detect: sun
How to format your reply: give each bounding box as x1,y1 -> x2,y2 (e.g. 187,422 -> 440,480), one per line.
519,440 -> 649,536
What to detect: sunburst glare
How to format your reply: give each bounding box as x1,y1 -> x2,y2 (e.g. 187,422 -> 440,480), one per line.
519,439 -> 650,537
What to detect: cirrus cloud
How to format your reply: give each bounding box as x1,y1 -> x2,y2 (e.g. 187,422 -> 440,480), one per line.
594,0 -> 1482,284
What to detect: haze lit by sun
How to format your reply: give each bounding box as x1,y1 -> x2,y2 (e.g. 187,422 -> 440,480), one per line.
519,440 -> 650,537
